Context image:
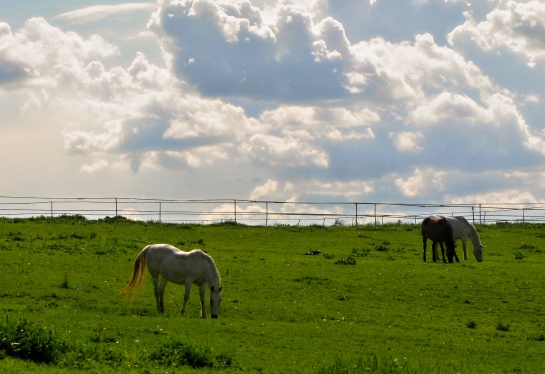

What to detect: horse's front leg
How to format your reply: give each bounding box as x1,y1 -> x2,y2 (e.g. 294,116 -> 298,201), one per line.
453,246 -> 460,263
462,239 -> 468,261
198,283 -> 207,318
181,282 -> 192,315
439,242 -> 447,263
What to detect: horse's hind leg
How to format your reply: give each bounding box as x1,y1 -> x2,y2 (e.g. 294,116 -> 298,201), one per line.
158,277 -> 168,313
150,273 -> 163,313
423,237 -> 427,262
438,242 -> 447,263
181,282 -> 192,315
432,242 -> 439,262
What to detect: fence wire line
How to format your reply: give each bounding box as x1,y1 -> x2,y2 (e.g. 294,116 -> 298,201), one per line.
0,196 -> 544,225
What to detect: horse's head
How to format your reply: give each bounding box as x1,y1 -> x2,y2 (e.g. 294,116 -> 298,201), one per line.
473,246 -> 484,262
210,285 -> 223,319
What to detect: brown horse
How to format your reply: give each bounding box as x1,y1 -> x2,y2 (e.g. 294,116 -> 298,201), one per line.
421,215 -> 458,263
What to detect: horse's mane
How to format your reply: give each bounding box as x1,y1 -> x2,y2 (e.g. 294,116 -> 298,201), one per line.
198,250 -> 221,287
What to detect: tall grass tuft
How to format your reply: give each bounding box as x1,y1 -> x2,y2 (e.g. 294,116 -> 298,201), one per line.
0,317 -> 68,364
149,340 -> 234,369
317,355 -> 440,374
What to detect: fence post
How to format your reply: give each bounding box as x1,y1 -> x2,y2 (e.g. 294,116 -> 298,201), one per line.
374,204 -> 377,226
115,198 -> 118,217
50,202 -> 53,218
355,203 -> 358,226
234,199 -> 237,224
265,202 -> 268,227
159,202 -> 162,222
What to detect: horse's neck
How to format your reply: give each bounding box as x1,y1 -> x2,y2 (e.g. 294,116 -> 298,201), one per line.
468,226 -> 482,247
204,260 -> 221,287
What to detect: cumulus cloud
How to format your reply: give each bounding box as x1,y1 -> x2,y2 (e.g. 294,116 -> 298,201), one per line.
449,1 -> 545,68
3,0 -> 545,207
0,17 -> 118,89
395,168 -> 446,198
149,0 -> 350,102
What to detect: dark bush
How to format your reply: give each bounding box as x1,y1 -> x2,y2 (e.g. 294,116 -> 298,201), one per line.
150,340 -> 233,369
0,317 -> 68,364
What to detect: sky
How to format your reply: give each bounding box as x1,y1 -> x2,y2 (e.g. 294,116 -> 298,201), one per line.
1,0 -> 545,214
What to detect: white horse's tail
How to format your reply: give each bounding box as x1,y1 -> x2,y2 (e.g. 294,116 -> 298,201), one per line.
120,245 -> 150,296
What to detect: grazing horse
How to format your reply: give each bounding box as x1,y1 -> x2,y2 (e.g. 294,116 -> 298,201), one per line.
445,216 -> 484,262
121,244 -> 222,318
421,216 -> 457,263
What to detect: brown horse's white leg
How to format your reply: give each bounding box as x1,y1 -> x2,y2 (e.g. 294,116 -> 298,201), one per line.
199,283 -> 207,318
181,283 -> 191,315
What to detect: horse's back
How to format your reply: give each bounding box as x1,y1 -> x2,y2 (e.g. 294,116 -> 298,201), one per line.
144,245 -> 212,284
422,215 -> 452,240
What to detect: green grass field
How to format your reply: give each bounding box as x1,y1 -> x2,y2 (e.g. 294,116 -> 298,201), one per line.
0,216 -> 544,373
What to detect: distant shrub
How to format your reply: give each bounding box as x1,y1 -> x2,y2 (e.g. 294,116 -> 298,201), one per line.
375,244 -> 389,252
496,321 -> 510,332
335,257 -> 356,265
99,216 -> 130,223
527,332 -> 545,341
351,248 -> 371,257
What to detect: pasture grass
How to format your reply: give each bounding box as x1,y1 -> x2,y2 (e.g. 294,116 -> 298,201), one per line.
0,216 -> 544,372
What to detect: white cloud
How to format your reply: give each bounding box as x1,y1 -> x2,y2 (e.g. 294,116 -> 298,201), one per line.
3,0 -> 545,207
0,17 -> 118,88
389,132 -> 423,153
395,168 -> 446,198
448,1 -> 545,68
54,3 -> 158,24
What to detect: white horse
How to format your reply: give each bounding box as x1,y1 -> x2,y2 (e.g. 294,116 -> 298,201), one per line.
444,216 -> 484,262
121,244 -> 222,318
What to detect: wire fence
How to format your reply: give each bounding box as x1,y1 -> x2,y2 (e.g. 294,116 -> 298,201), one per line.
1,195 -> 545,226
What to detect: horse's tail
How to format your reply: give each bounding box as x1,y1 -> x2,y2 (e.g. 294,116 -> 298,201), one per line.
120,245 -> 150,296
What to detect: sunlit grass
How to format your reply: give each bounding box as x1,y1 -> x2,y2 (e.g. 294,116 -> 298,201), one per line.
0,217 -> 544,372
